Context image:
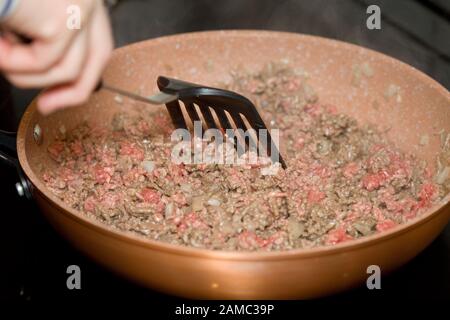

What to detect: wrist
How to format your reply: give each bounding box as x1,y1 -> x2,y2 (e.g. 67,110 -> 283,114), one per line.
0,0 -> 19,21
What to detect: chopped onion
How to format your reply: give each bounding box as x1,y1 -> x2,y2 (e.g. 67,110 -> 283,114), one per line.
436,166 -> 450,184
180,183 -> 192,193
261,162 -> 281,176
141,160 -> 155,172
192,196 -> 204,211
165,202 -> 175,218
207,198 -> 221,206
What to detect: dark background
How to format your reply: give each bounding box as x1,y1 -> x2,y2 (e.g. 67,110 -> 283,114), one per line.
1,0 -> 449,307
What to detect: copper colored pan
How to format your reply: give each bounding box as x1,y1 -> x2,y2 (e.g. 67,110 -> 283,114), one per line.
11,31 -> 450,299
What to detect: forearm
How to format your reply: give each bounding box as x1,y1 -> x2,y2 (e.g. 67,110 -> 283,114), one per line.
0,0 -> 19,20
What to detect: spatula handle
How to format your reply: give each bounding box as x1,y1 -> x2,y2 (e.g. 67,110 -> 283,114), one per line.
96,80 -> 177,105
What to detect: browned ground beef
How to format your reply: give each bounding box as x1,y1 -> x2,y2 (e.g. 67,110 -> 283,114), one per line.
42,63 -> 447,251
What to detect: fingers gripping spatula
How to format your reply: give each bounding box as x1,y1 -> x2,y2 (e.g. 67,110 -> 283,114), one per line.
98,76 -> 286,168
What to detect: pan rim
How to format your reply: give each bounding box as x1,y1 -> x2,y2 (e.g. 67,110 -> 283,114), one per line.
17,29 -> 450,261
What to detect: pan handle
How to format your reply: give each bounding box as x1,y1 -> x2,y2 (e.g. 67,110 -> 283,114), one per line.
0,129 -> 33,199
0,129 -> 18,167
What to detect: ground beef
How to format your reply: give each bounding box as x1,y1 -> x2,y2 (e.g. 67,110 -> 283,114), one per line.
42,62 -> 447,251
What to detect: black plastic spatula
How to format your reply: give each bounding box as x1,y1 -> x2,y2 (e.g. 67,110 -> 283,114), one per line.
98,76 -> 286,168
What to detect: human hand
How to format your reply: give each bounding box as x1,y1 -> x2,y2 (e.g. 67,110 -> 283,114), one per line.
0,0 -> 113,115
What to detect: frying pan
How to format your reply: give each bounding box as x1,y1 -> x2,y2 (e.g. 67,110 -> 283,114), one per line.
2,31 -> 450,299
